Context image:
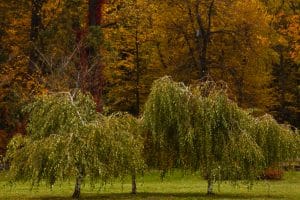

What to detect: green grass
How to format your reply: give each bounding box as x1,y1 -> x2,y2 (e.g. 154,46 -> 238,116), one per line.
0,171 -> 299,199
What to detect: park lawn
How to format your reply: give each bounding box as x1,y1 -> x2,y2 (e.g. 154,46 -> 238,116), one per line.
0,171 -> 299,200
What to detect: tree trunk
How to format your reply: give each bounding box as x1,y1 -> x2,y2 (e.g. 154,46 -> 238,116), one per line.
131,172 -> 137,194
207,177 -> 214,195
195,0 -> 214,79
72,174 -> 83,199
200,39 -> 208,78
206,169 -> 214,195
135,28 -> 140,116
29,0 -> 46,74
86,0 -> 105,112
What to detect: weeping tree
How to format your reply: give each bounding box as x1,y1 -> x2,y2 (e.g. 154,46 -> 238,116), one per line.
5,92 -> 144,199
143,76 -> 299,195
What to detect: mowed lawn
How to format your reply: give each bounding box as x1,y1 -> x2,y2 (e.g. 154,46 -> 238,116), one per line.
0,171 -> 299,200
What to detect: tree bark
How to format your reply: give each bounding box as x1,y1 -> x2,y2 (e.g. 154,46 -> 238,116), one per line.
29,0 -> 46,74
135,28 -> 140,116
207,177 -> 214,195
131,172 -> 137,194
86,0 -> 105,112
195,0 -> 215,79
72,173 -> 83,199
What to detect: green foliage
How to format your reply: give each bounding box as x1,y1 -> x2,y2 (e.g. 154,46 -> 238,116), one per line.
5,92 -> 144,190
143,76 -> 190,142
143,77 -> 300,189
143,77 -> 191,170
23,92 -> 97,139
250,115 -> 300,166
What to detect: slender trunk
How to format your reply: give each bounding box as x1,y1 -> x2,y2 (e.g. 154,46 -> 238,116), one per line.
156,42 -> 168,68
29,0 -> 45,74
206,167 -> 214,195
220,49 -> 225,80
278,50 -> 286,122
131,172 -> 137,194
132,6 -> 140,190
72,173 -> 83,199
207,177 -> 214,195
135,28 -> 140,116
200,38 -> 208,78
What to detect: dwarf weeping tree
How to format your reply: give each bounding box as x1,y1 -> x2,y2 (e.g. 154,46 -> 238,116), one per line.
143,76 -> 299,195
5,92 -> 144,199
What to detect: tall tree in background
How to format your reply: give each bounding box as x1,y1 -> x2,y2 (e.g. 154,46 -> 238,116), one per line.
0,0 -> 38,140
150,0 -> 276,112
103,0 -> 165,115
261,0 -> 300,128
102,1 -> 163,193
29,0 -> 47,74
83,0 -> 105,112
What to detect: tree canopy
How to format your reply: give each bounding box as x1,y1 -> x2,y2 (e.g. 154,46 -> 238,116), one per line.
5,92 -> 144,198
143,76 -> 300,194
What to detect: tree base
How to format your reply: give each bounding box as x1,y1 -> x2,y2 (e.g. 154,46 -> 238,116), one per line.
72,190 -> 80,199
131,173 -> 137,194
72,174 -> 82,199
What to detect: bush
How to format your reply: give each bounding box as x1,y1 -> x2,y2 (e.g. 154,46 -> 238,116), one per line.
261,168 -> 284,180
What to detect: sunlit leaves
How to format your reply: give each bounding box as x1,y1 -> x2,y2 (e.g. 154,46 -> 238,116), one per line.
143,77 -> 299,187
5,92 -> 144,189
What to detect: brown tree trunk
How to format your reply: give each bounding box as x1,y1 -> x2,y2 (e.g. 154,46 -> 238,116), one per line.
75,0 -> 105,111
86,0 -> 105,112
135,28 -> 140,116
195,0 -> 214,79
28,0 -> 46,74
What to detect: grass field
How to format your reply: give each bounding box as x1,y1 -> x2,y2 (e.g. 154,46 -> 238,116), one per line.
0,171 -> 299,199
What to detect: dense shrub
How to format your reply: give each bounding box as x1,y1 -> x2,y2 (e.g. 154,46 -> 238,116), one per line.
261,168 -> 284,180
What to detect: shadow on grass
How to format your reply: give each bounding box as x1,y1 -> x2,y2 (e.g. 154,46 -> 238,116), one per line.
33,192 -> 284,200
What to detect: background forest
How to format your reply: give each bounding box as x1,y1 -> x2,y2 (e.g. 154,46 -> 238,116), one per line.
0,0 -> 299,155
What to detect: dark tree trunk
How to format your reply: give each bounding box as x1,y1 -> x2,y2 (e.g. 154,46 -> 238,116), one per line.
135,29 -> 140,116
200,37 -> 208,78
131,172 -> 137,194
72,174 -> 83,199
88,0 -> 104,26
86,0 -> 105,112
71,0 -> 106,111
29,0 -> 46,74
195,0 -> 214,79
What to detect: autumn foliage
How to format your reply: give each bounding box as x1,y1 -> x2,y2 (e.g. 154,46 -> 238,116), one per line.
0,0 -> 299,172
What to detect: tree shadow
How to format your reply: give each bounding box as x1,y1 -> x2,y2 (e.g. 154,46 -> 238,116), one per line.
35,192 -> 284,200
